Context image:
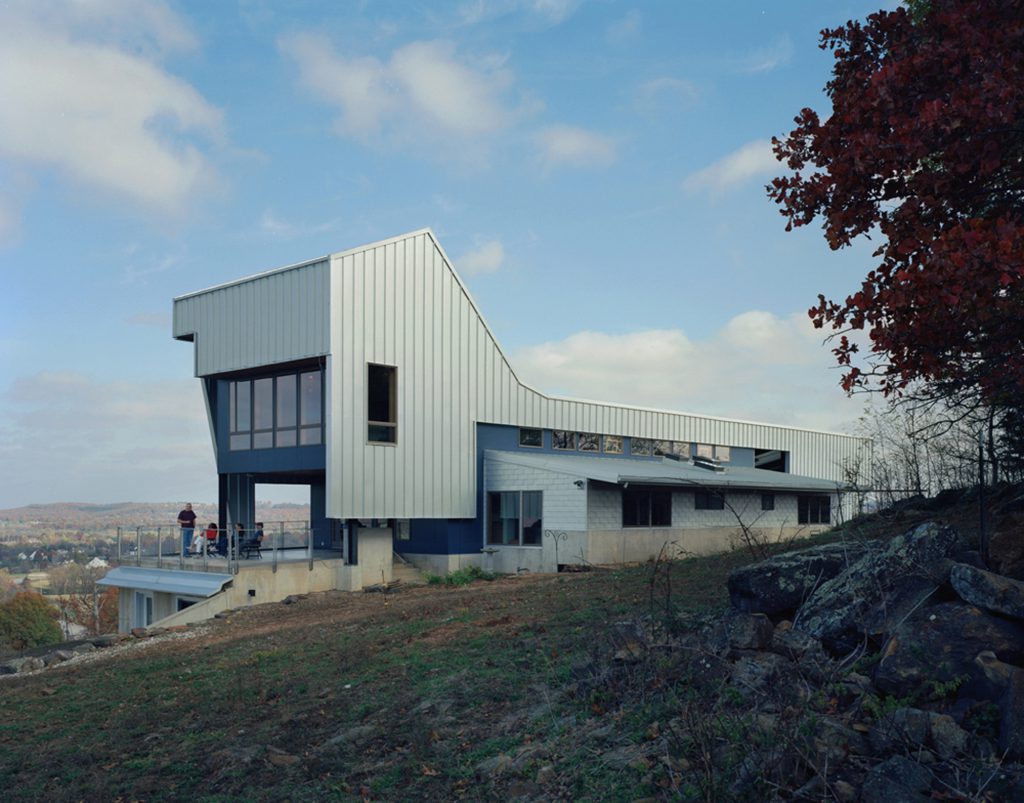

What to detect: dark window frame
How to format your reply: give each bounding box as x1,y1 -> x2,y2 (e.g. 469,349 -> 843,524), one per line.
486,490 -> 543,547
519,428 -> 543,448
229,368 -> 323,452
798,495 -> 831,525
367,363 -> 397,445
622,487 -> 672,527
694,491 -> 725,511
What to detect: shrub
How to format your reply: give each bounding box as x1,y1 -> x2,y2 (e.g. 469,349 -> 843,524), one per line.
0,592 -> 63,651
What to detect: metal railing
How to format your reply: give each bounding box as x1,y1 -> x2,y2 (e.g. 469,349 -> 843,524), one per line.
114,521 -> 315,574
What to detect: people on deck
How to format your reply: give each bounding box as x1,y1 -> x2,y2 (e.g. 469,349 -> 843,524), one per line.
190,522 -> 218,556
177,503 -> 196,557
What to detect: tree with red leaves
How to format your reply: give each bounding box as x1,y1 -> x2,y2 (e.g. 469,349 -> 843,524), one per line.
769,0 -> 1024,407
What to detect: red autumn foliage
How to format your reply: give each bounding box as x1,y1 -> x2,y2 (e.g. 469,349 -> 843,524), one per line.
769,0 -> 1024,403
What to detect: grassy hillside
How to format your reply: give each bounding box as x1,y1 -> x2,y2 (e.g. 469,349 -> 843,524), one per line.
0,551 -> 745,802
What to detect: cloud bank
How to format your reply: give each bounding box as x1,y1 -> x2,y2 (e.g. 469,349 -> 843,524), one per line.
0,1 -> 224,217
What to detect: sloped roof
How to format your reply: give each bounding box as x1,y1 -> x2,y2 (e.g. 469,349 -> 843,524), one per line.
97,567 -> 233,597
485,450 -> 843,493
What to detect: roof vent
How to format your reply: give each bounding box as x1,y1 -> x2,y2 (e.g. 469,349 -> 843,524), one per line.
691,456 -> 726,473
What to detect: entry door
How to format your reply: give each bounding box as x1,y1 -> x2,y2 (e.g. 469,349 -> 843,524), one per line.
134,592 -> 153,628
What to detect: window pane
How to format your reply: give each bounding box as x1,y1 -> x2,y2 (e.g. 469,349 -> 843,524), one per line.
229,382 -> 237,432
761,493 -> 775,511
519,428 -> 542,447
715,445 -> 731,462
696,443 -> 713,459
230,433 -> 250,451
653,440 -> 671,456
253,377 -> 273,430
368,424 -> 394,443
277,375 -> 296,428
301,371 -> 322,426
695,491 -> 724,510
276,429 -> 297,448
236,381 -> 250,431
488,492 -> 519,545
622,488 -> 649,526
602,435 -> 623,454
651,490 -> 672,526
578,433 -> 599,452
300,426 -> 322,445
253,431 -> 273,449
632,438 -> 653,456
552,430 -> 576,450
522,491 -> 542,545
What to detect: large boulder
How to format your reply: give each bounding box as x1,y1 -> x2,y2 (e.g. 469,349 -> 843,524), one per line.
951,562 -> 1024,620
987,514 -> 1024,579
873,602 -> 1024,698
727,541 -> 875,618
794,522 -> 962,655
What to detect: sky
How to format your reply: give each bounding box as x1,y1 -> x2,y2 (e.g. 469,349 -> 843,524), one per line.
0,0 -> 897,508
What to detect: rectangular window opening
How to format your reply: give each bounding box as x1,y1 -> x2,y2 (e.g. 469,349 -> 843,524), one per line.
519,428 -> 543,448
798,495 -> 831,525
487,491 -> 543,546
695,491 -> 725,511
622,487 -> 672,527
368,364 -> 397,444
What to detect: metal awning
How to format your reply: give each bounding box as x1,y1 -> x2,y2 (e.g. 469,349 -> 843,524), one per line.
97,567 -> 233,597
484,449 -> 843,493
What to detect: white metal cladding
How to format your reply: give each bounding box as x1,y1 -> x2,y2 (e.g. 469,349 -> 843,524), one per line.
325,230 -> 871,520
173,258 -> 330,376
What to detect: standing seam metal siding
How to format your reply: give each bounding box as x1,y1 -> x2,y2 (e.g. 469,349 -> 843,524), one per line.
173,230 -> 870,520
173,259 -> 330,376
325,230 -> 870,520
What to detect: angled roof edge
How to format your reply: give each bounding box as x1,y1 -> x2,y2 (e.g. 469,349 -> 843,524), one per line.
97,566 -> 234,597
173,228 -> 867,442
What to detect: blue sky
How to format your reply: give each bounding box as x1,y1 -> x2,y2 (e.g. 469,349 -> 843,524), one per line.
0,0 -> 894,507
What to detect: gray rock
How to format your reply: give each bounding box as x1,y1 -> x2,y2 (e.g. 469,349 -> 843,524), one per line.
965,650 -> 1015,701
928,713 -> 969,759
951,562 -> 1024,620
861,755 -> 933,803
730,651 -> 790,694
726,612 -> 774,650
43,649 -> 74,666
728,540 -> 874,617
1000,668 -> 1024,758
874,602 -> 1024,698
795,523 -> 963,655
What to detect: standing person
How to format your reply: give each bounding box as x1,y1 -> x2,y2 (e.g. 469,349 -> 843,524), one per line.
177,503 -> 197,557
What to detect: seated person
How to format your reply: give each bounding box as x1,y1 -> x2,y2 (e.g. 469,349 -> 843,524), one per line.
241,522 -> 264,557
203,523 -> 218,556
190,522 -> 216,556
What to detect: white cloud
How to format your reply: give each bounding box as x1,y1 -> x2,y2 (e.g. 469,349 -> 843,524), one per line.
683,139 -> 779,196
0,371 -> 215,505
457,240 -> 505,275
0,2 -> 224,217
509,312 -> 862,433
634,77 -> 698,114
280,34 -> 520,159
534,125 -> 617,171
739,35 -> 793,73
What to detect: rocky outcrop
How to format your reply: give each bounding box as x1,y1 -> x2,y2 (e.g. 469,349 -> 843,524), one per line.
794,522 -> 962,654
719,515 -> 1024,795
727,540 -> 875,618
873,602 -> 1024,696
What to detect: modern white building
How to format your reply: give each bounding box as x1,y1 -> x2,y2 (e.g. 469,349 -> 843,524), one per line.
164,228 -> 868,579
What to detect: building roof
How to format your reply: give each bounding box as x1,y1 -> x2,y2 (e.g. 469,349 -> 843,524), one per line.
485,450 -> 843,493
97,567 -> 234,597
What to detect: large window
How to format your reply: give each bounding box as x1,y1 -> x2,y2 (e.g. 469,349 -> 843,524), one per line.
694,491 -> 725,510
229,369 -> 323,451
623,488 -> 672,527
487,491 -> 543,546
367,364 -> 397,444
799,495 -> 831,524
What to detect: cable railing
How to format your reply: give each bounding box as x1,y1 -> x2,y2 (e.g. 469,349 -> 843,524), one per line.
114,521 -> 315,574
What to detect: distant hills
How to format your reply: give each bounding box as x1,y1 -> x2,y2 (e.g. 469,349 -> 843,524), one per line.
0,502 -> 312,537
